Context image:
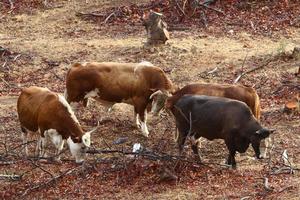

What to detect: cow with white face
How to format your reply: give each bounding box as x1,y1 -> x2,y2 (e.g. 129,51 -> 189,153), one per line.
17,86 -> 96,163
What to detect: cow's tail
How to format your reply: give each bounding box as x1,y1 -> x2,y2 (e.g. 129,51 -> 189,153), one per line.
254,92 -> 261,121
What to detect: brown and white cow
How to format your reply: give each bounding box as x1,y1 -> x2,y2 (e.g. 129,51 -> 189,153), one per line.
64,61 -> 175,137
17,86 -> 96,163
150,82 -> 271,158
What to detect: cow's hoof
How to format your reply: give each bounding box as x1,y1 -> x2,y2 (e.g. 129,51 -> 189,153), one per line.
231,165 -> 237,169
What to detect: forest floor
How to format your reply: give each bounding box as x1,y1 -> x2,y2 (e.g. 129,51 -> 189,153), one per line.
0,0 -> 299,199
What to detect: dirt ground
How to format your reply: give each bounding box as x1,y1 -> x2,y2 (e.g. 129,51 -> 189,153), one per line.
0,0 -> 299,199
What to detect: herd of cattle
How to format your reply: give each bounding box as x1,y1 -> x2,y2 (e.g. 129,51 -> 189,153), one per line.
17,61 -> 274,167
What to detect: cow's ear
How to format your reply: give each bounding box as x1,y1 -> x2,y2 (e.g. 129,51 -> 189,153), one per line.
255,128 -> 270,139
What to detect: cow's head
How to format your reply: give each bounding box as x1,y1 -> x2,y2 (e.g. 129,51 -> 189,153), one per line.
149,90 -> 170,115
67,127 -> 97,163
251,128 -> 275,158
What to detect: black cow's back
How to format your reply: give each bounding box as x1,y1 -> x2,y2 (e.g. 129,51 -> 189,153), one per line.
173,95 -> 254,140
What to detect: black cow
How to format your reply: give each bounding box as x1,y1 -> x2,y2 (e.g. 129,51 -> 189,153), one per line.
171,95 -> 272,167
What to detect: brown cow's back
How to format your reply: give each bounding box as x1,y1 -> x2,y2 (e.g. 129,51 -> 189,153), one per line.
65,62 -> 173,104
17,87 -> 55,132
166,83 -> 260,119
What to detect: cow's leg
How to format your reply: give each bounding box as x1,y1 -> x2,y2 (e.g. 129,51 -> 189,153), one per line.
252,142 -> 262,159
135,100 -> 149,137
227,150 -> 236,168
225,140 -> 237,168
191,136 -> 201,162
48,129 -> 64,162
134,108 -> 141,128
21,127 -> 29,156
177,125 -> 188,155
139,110 -> 149,137
36,136 -> 46,158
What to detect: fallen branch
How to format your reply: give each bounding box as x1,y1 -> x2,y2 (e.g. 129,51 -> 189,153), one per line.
207,67 -> 218,74
21,166 -> 80,197
263,177 -> 273,191
0,174 -> 21,181
234,58 -> 272,83
104,11 -> 116,23
76,12 -> 105,18
86,148 -> 231,168
175,0 -> 186,16
196,1 -> 225,15
50,71 -> 64,81
8,0 -> 14,10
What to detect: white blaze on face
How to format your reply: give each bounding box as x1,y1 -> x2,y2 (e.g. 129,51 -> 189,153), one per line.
58,94 -> 79,124
67,137 -> 86,163
66,131 -> 91,163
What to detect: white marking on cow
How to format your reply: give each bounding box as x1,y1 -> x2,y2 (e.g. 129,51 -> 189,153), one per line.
64,89 -> 68,100
70,102 -> 80,111
134,61 -> 154,74
140,111 -> 149,137
58,94 -> 79,124
67,137 -> 85,163
21,131 -> 29,156
139,61 -> 153,67
36,135 -> 46,157
81,62 -> 89,67
84,88 -> 99,99
135,113 -> 141,128
46,129 -> 65,160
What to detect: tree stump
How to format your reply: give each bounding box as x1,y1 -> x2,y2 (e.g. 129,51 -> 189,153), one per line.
143,11 -> 170,45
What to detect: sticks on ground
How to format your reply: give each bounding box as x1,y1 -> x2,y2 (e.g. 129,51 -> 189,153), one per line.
234,57 -> 272,83
0,174 -> 21,181
21,166 -> 81,197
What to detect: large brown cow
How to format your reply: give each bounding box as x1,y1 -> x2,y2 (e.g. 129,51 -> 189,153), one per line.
17,86 -> 96,163
64,61 -> 175,137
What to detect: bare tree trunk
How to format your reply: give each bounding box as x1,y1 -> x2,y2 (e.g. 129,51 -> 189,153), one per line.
143,11 -> 170,45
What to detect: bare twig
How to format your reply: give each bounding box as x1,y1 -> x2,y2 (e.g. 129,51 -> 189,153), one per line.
201,11 -> 208,28
50,71 -> 64,81
8,0 -> 14,10
207,67 -> 218,74
21,166 -> 80,197
104,11 -> 116,23
76,12 -> 105,18
29,160 -> 54,178
0,174 -> 21,181
175,0 -> 186,16
196,2 -> 225,15
263,177 -> 273,191
13,54 -> 21,61
234,57 -> 272,83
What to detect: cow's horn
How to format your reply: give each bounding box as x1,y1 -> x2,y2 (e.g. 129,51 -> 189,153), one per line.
87,121 -> 100,134
150,90 -> 163,99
